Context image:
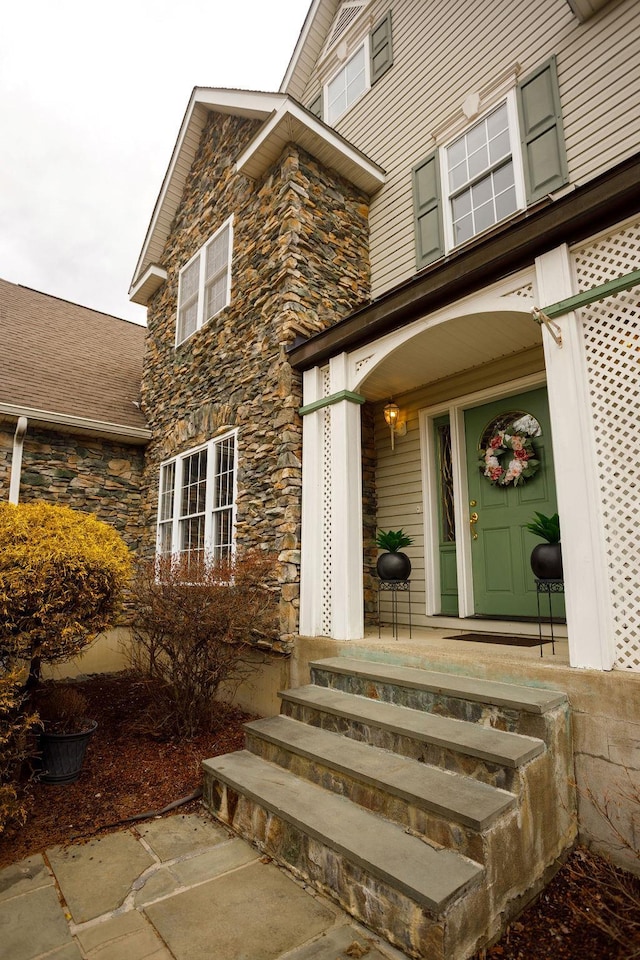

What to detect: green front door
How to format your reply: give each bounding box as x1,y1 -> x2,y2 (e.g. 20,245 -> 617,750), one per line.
465,387 -> 561,618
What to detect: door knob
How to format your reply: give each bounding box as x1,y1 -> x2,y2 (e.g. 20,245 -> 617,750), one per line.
470,511 -> 479,540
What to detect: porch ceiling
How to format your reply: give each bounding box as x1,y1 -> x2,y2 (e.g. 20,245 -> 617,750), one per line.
359,309 -> 542,401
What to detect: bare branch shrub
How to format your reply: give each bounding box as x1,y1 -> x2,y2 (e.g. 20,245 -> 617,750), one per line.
569,773 -> 640,958
129,552 -> 278,738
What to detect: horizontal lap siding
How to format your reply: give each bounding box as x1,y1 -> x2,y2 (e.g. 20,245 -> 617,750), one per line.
302,0 -> 639,301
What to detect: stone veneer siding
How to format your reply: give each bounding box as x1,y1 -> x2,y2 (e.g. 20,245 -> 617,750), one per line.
0,423 -> 145,552
141,111 -> 370,649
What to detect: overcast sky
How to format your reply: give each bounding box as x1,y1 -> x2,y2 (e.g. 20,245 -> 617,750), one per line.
0,1 -> 308,324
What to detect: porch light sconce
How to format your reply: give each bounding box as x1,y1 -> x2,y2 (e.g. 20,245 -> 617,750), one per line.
384,401 -> 406,450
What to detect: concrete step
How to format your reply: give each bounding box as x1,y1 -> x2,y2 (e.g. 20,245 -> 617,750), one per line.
310,657 -> 567,738
203,749 -> 484,940
245,714 -> 517,863
279,683 -> 544,791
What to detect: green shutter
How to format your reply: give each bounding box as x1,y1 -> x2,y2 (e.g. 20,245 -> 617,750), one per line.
413,151 -> 444,268
308,93 -> 323,121
517,56 -> 568,203
370,11 -> 393,84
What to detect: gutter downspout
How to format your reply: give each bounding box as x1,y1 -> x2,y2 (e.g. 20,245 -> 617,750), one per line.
9,416 -> 28,504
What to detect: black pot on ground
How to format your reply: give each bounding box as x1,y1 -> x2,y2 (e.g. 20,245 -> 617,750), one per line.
376,551 -> 412,581
38,722 -> 97,784
530,542 -> 563,580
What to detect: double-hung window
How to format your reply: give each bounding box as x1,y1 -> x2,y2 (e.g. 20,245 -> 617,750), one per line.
176,217 -> 233,346
413,57 -> 568,269
157,431 -> 237,565
327,44 -> 368,124
318,9 -> 393,125
444,97 -> 522,248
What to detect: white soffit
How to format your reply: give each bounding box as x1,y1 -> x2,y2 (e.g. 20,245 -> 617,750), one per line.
360,311 -> 543,401
236,101 -> 385,196
129,88 -> 287,296
129,265 -> 168,306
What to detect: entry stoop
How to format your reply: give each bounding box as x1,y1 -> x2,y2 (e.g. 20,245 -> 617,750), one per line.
203,657 -> 576,960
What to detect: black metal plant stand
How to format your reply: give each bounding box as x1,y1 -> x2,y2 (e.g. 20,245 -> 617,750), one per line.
377,579 -> 412,641
535,578 -> 564,657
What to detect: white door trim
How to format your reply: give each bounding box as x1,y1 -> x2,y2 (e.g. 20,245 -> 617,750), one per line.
419,371 -> 547,620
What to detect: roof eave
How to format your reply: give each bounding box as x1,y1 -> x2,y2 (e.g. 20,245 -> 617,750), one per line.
288,152 -> 640,370
129,88 -> 288,292
280,0 -> 339,99
236,100 -> 385,196
0,403 -> 151,444
129,265 -> 168,306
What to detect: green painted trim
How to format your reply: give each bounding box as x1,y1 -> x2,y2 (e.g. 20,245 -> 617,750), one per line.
544,268 -> 640,319
299,390 -> 366,416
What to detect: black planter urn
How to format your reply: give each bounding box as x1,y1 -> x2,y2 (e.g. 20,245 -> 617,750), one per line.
38,721 -> 97,784
376,551 -> 412,581
530,543 -> 563,581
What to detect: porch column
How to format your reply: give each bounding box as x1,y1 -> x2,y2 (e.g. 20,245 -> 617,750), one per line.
299,366 -> 325,637
298,356 -> 365,640
535,245 -> 615,669
329,353 -> 364,639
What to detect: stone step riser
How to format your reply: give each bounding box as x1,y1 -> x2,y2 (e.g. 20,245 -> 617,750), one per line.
203,771 -> 487,960
203,659 -> 578,960
310,666 -> 550,742
244,727 -> 508,865
280,697 -> 520,792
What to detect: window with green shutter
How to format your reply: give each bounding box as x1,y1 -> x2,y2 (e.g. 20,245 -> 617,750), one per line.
322,8 -> 393,125
517,56 -> 568,203
412,56 -> 568,266
307,94 -> 323,121
370,12 -> 393,85
413,151 -> 444,268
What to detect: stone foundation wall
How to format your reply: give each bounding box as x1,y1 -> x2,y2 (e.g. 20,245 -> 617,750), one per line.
141,111 -> 370,649
0,422 -> 145,552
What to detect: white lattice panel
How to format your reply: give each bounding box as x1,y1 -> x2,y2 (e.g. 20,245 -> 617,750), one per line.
574,221 -> 640,291
502,282 -> 534,300
321,367 -> 332,635
574,222 -> 640,671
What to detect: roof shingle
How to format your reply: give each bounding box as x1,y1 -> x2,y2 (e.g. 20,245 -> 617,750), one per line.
0,279 -> 147,433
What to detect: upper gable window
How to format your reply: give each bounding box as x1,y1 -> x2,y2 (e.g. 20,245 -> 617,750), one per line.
176,217 -> 233,346
445,100 -> 521,247
327,44 -> 368,124
316,10 -> 393,126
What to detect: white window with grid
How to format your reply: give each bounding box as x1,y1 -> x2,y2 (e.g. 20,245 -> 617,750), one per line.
156,431 -> 238,565
442,95 -> 525,249
326,42 -> 369,124
176,217 -> 233,346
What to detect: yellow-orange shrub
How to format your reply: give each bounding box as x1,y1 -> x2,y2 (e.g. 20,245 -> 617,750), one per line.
0,502 -> 131,677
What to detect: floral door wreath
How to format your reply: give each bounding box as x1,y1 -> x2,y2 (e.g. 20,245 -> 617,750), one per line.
479,425 -> 540,487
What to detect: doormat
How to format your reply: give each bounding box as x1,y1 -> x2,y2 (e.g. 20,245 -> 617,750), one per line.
449,633 -> 550,647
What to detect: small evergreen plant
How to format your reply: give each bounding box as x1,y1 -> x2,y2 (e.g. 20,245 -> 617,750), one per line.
375,529 -> 414,552
525,512 -> 561,544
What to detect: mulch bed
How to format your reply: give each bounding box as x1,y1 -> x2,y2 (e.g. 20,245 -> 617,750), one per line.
2,672 -> 638,960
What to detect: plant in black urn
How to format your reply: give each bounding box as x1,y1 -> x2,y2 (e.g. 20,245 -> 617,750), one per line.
375,529 -> 414,581
525,512 -> 563,580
